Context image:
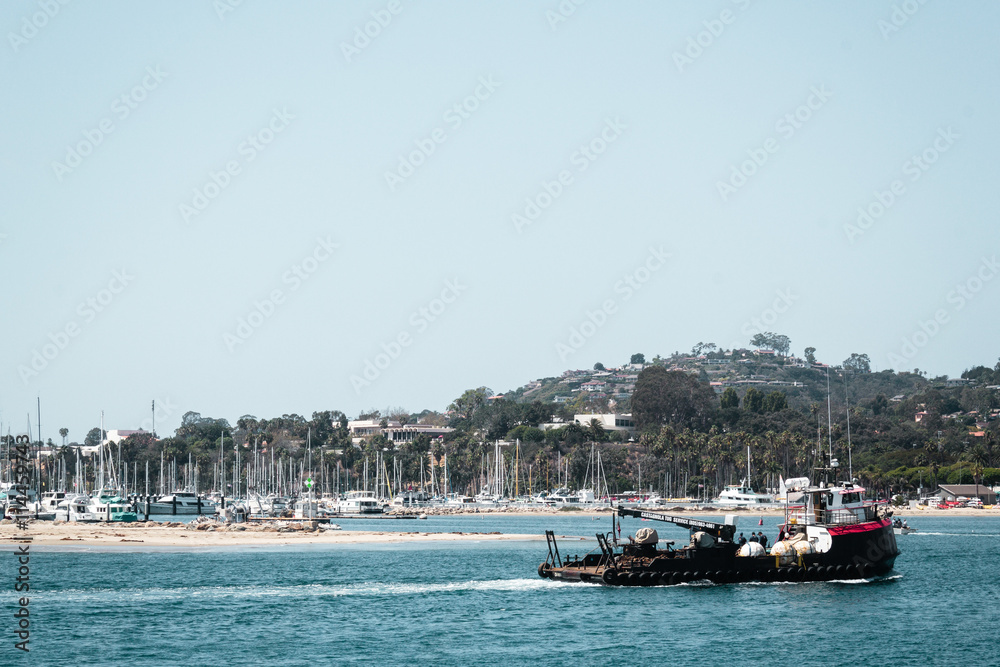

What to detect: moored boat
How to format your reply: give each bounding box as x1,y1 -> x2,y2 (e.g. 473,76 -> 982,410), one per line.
88,488 -> 138,522
337,491 -> 385,514
149,491 -> 217,515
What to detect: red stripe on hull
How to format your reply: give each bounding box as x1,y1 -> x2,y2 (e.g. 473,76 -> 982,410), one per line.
826,517 -> 891,536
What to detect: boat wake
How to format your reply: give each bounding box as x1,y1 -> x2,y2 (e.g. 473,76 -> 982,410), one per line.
909,532 -> 1000,537
724,574 -> 902,587
43,578 -> 576,604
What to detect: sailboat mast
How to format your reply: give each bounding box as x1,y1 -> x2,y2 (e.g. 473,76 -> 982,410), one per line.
826,367 -> 834,462
845,372 -> 853,480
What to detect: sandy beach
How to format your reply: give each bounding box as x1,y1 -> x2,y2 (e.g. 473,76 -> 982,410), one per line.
2,505 -> 993,547
0,520 -> 560,547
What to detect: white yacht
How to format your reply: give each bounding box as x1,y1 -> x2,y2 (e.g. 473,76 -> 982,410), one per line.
547,488 -> 582,505
88,489 -> 138,522
392,491 -> 430,507
54,495 -> 102,523
715,481 -> 775,507
445,494 -> 476,507
149,491 -> 217,515
714,446 -> 776,507
336,491 -> 384,514
293,496 -> 320,519
40,491 -> 69,513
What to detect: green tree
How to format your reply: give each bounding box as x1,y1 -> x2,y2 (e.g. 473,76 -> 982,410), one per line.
762,391 -> 788,412
805,347 -> 817,365
720,387 -> 739,410
843,353 -> 871,373
588,418 -> 606,442
448,387 -> 492,422
59,427 -> 68,445
691,342 -> 717,356
750,333 -> 771,349
631,366 -> 716,431
630,353 -> 646,365
771,334 -> 790,357
594,362 -> 605,371
743,387 -> 764,413
84,427 -> 102,448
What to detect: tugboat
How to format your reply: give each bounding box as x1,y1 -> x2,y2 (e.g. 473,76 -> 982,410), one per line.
539,458 -> 899,585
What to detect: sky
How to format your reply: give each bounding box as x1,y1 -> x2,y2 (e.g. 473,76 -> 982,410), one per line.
2,1 -> 999,443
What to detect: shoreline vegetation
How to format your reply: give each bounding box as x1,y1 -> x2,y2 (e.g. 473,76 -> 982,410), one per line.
22,350 -> 1000,523
2,506 -> 994,547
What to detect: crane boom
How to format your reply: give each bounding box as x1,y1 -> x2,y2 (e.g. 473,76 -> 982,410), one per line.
616,507 -> 736,542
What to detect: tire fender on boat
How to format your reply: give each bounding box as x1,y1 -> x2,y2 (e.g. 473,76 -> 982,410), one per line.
602,568 -> 618,585
537,562 -> 551,579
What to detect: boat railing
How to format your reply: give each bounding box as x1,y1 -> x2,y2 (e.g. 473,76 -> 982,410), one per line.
786,506 -> 877,526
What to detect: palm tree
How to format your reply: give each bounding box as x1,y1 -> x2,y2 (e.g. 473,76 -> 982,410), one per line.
59,428 -> 68,446
588,419 -> 605,442
971,462 -> 985,506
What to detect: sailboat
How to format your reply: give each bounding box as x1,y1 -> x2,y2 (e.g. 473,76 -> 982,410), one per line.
86,412 -> 138,522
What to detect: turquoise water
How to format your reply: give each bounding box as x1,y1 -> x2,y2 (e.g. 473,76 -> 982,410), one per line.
10,516 -> 1000,665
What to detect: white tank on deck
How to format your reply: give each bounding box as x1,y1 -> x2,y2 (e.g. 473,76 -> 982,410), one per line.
635,527 -> 658,544
738,542 -> 765,557
769,540 -> 796,564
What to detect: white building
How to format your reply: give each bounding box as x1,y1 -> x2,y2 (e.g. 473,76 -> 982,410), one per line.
346,419 -> 453,445
573,413 -> 635,434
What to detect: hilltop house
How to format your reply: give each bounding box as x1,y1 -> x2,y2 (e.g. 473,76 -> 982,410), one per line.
580,380 -> 607,392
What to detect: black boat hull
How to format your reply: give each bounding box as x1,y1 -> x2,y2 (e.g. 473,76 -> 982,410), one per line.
541,518 -> 898,586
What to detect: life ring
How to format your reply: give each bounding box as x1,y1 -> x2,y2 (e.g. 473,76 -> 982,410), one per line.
602,568 -> 618,585
537,562 -> 551,579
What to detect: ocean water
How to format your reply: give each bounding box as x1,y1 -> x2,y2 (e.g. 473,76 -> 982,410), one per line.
10,515 -> 1000,666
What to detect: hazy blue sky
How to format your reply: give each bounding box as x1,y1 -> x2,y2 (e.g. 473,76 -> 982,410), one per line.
2,1 -> 998,442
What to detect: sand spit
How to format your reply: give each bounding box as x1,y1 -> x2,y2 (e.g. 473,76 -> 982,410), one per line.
0,520 -> 551,548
